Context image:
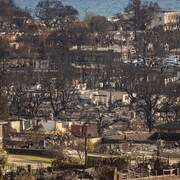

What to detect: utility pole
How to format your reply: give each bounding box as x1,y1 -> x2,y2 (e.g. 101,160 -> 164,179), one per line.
82,123 -> 91,169
84,133 -> 88,169
108,89 -> 112,113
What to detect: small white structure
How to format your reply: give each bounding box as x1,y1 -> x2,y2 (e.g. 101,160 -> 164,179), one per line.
80,90 -> 131,107
8,118 -> 27,132
34,60 -> 50,70
38,120 -> 72,134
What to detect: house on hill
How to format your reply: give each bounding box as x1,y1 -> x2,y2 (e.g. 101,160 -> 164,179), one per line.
149,11 -> 180,30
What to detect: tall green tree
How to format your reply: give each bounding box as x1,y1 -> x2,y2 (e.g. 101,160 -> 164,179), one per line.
35,0 -> 78,29
124,0 -> 160,39
68,22 -> 91,48
84,15 -> 112,46
125,0 -> 141,32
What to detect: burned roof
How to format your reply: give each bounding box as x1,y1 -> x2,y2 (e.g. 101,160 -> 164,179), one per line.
155,121 -> 180,130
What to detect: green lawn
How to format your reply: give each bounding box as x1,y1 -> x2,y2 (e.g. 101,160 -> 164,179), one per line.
9,154 -> 53,164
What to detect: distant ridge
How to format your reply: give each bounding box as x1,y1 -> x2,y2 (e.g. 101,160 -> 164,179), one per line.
0,0 -> 9,3
13,0 -> 180,19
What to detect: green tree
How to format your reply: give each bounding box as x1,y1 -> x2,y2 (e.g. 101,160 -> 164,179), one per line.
68,22 -> 92,48
124,0 -> 141,32
124,0 -> 160,39
85,15 -> 112,46
52,155 -> 81,170
35,0 -> 78,29
70,138 -> 94,162
15,174 -> 36,180
0,150 -> 8,169
88,15 -> 112,34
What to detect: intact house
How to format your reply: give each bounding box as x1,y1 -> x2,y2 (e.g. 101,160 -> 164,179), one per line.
148,11 -> 180,30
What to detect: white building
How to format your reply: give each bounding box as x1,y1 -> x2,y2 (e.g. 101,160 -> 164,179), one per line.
149,11 -> 180,30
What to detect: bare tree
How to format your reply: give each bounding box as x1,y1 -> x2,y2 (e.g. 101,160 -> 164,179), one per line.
0,88 -> 8,122
163,82 -> 180,121
0,37 -> 10,69
42,65 -> 78,118
0,0 -> 31,30
124,0 -> 160,39
9,83 -> 27,119
17,22 -> 49,59
70,138 -> 94,163
137,70 -> 165,132
118,66 -> 166,132
135,29 -> 167,65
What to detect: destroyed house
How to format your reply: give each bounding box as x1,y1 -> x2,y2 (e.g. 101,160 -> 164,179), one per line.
155,121 -> 180,133
148,121 -> 180,141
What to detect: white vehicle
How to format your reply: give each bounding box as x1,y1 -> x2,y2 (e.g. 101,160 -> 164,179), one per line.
163,55 -> 179,67
165,61 -> 176,67
174,61 -> 180,68
165,54 -> 178,61
132,59 -> 138,64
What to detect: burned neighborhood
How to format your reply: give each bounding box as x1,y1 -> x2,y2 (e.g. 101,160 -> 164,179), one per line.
0,0 -> 180,179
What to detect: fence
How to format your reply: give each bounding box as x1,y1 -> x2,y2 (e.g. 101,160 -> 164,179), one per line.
114,168 -> 180,180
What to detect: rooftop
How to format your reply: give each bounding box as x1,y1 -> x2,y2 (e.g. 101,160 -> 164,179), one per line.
155,121 -> 180,130
0,121 -> 8,125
